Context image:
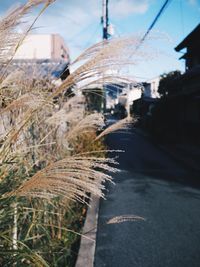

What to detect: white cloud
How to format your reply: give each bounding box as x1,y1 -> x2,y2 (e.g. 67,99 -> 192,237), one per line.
188,0 -> 197,5
188,0 -> 200,7
111,0 -> 149,17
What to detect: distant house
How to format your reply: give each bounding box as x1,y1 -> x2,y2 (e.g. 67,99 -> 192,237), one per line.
175,24 -> 200,129
14,34 -> 70,61
135,24 -> 200,142
131,77 -> 160,126
9,34 -> 70,80
174,24 -> 200,96
156,24 -> 200,142
175,24 -> 200,71
143,77 -> 160,99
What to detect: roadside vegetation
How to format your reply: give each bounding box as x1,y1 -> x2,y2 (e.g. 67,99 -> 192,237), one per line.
0,0 -> 143,266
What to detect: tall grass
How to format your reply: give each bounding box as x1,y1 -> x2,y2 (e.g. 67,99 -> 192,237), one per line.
0,0 -> 146,265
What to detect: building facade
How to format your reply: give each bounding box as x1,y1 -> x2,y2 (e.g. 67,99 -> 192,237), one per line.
149,24 -> 200,142
7,34 -> 71,80
14,34 -> 70,61
143,77 -> 160,99
175,24 -> 200,72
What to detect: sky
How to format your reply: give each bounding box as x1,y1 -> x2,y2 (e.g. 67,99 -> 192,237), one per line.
0,0 -> 200,81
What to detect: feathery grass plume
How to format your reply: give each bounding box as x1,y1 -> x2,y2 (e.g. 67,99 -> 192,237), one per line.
11,157 -> 119,202
0,93 -> 54,179
66,113 -> 105,142
95,117 -> 134,141
46,95 -> 86,126
81,75 -> 138,92
51,36 -> 147,98
0,65 -> 54,98
0,70 -> 25,90
0,93 -> 50,115
0,70 -> 54,171
62,95 -> 85,110
107,215 -> 146,224
46,108 -> 85,126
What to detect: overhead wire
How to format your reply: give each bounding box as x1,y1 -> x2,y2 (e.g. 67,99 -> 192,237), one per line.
136,0 -> 173,50
84,23 -> 101,48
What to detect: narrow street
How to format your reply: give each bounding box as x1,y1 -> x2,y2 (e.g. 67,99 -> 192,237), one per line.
94,126 -> 200,267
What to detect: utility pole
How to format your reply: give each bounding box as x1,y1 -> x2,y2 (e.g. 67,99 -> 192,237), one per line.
102,0 -> 109,40
101,0 -> 109,113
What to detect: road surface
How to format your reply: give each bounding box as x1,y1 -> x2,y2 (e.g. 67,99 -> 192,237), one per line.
94,126 -> 200,267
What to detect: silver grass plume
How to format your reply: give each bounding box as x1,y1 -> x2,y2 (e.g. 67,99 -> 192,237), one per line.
10,157 -> 119,202
96,117 -> 134,140
66,113 -> 105,141
51,36 -> 146,98
0,93 -> 50,115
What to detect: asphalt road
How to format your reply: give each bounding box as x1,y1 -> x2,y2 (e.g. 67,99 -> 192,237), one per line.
94,126 -> 200,267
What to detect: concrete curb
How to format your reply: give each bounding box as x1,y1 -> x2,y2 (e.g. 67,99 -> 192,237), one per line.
75,196 -> 100,267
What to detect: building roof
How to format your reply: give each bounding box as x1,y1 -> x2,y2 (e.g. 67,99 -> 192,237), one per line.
175,24 -> 200,52
1,59 -> 69,79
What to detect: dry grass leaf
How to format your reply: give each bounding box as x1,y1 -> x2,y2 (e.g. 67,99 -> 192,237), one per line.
107,215 -> 146,224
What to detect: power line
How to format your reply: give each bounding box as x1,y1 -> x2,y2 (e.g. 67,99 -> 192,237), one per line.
84,23 -> 101,48
137,0 -> 173,49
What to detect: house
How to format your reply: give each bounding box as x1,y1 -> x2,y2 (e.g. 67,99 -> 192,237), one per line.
147,24 -> 200,142
175,24 -> 200,71
174,24 -> 200,141
7,34 -> 71,80
14,34 -> 70,61
143,77 -> 160,99
131,77 -> 160,128
105,82 -> 142,117
134,24 -> 200,142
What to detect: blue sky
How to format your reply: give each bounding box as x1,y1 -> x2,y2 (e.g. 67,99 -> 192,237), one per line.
0,0 -> 200,81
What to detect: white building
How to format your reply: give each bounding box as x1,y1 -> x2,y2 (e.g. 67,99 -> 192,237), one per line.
14,34 -> 70,61
118,83 -> 142,105
143,77 -> 160,98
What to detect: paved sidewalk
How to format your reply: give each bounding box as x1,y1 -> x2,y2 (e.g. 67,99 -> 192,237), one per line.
94,128 -> 200,267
